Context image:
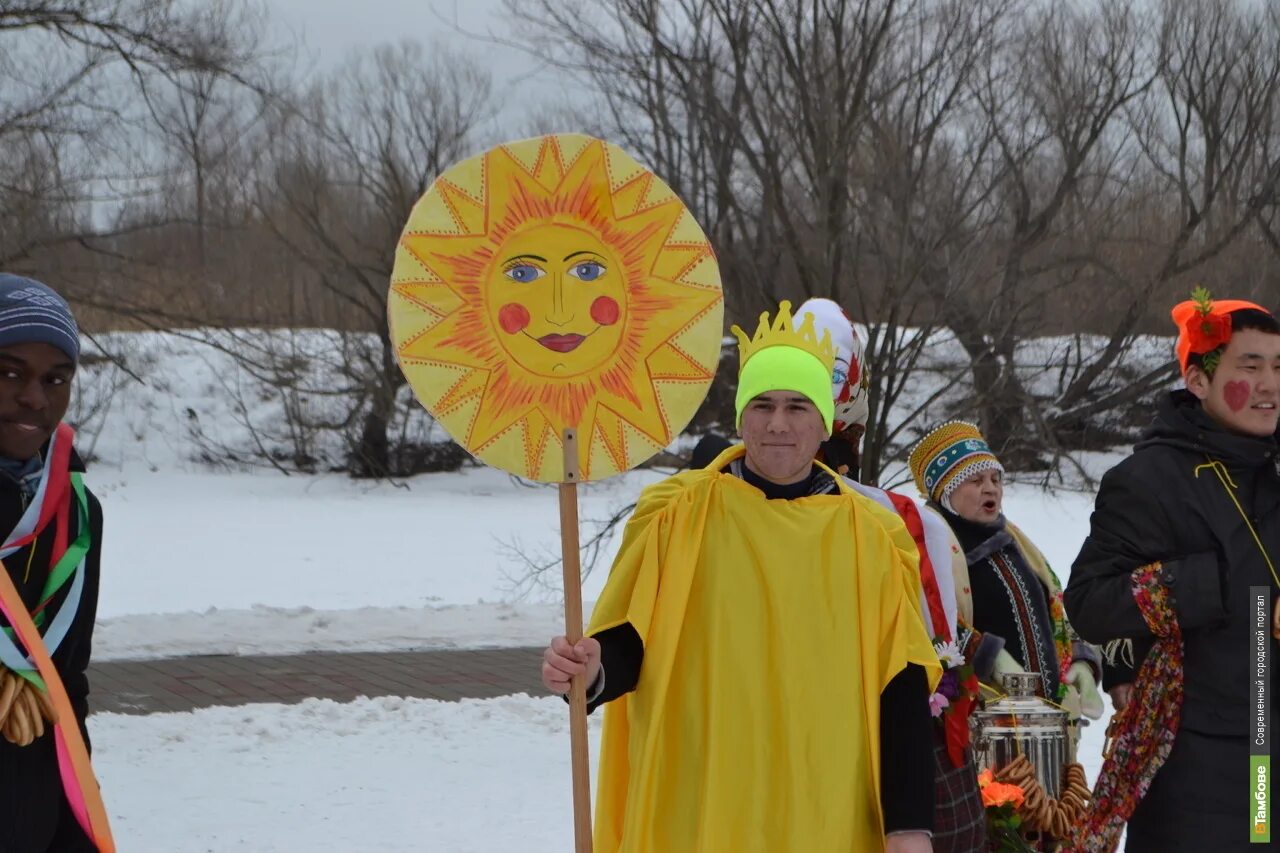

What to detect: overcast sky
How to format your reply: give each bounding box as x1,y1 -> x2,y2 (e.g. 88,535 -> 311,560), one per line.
264,0 -> 576,134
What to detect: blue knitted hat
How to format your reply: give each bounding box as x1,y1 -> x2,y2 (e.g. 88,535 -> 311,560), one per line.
0,273 -> 80,364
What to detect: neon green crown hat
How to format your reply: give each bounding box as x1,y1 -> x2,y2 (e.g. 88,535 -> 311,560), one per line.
731,300 -> 836,434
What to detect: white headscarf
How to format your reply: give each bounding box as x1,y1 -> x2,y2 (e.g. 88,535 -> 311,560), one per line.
796,298 -> 870,433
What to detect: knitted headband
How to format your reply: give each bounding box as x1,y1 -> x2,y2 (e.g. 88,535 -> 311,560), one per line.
732,301 -> 836,434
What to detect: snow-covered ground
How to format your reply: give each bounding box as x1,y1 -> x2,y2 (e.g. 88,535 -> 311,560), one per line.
94,695 -> 604,852
92,693 -> 1111,852
90,696 -> 1116,845
91,463 -> 668,660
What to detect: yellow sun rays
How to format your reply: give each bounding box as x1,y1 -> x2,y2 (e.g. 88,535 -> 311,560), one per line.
388,134 -> 723,482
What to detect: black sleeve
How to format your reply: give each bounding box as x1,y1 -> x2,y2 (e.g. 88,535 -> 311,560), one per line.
1100,636 -> 1154,690
879,663 -> 934,834
1065,466 -> 1227,643
819,435 -> 860,479
585,622 -> 644,714
958,623 -> 1006,682
690,434 -> 733,470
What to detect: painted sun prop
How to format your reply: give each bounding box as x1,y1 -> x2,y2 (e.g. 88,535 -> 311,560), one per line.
388,134 -> 724,482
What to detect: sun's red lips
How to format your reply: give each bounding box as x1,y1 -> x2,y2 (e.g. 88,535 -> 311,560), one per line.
537,333 -> 587,353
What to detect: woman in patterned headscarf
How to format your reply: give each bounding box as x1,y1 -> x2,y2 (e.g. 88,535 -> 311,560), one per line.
909,422 -> 1102,713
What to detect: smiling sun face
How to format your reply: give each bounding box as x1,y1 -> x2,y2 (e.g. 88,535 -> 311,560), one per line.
486,221 -> 627,376
388,134 -> 723,482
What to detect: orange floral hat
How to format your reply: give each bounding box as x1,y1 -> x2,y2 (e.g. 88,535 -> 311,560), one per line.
1170,286 -> 1269,376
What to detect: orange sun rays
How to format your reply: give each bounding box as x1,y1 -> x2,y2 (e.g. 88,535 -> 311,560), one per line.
389,134 -> 723,482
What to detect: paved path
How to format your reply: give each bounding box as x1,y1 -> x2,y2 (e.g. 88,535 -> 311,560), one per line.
87,647 -> 546,715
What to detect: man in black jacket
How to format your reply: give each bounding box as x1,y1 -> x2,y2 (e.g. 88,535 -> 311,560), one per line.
0,273 -> 106,852
1065,293 -> 1279,852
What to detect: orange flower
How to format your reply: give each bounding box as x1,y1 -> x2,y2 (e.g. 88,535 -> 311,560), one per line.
1187,310 -> 1232,356
980,779 -> 1026,810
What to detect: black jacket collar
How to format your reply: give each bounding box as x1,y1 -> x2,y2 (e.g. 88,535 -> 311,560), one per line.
933,503 -> 1013,564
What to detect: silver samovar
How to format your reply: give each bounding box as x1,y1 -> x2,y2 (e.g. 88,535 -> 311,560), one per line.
970,672 -> 1071,800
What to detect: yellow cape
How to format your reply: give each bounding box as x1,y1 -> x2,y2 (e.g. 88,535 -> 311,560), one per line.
588,446 -> 942,852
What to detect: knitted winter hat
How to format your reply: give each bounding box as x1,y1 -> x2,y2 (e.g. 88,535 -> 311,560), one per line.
732,300 -> 836,434
0,273 -> 80,364
908,421 -> 1004,504
1170,287 -> 1269,377
796,298 -> 870,432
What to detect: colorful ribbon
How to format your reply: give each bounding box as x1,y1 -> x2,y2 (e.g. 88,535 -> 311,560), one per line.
884,490 -> 951,642
0,424 -> 114,851
0,427 -> 90,677
1065,562 -> 1181,853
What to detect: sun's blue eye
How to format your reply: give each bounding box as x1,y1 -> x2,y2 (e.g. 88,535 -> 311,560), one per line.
504,264 -> 545,283
832,368 -> 848,385
567,261 -> 606,282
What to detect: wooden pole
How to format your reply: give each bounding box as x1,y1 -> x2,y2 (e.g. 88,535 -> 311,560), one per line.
560,428 -> 594,853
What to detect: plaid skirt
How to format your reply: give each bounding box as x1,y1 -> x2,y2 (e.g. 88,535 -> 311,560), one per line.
932,726 -> 987,853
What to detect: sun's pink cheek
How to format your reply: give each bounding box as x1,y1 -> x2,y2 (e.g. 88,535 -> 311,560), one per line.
591,296 -> 620,326
1223,380 -> 1250,412
498,303 -> 530,335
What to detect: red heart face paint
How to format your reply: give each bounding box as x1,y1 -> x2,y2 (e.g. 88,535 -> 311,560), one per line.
498,303 -> 530,335
1223,380 -> 1250,412
1197,329 -> 1280,438
590,296 -> 620,326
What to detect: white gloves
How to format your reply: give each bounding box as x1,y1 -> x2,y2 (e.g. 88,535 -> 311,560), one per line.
1064,661 -> 1104,720
991,648 -> 1026,679
987,652 -> 1103,721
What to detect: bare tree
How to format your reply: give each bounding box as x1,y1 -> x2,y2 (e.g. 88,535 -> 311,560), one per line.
252,40 -> 493,476
1050,0 -> 1280,412
137,65 -> 267,267
846,0 -> 1010,477
508,0 -> 1280,485
944,0 -> 1156,463
0,0 -> 265,269
12,0 -> 1277,484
